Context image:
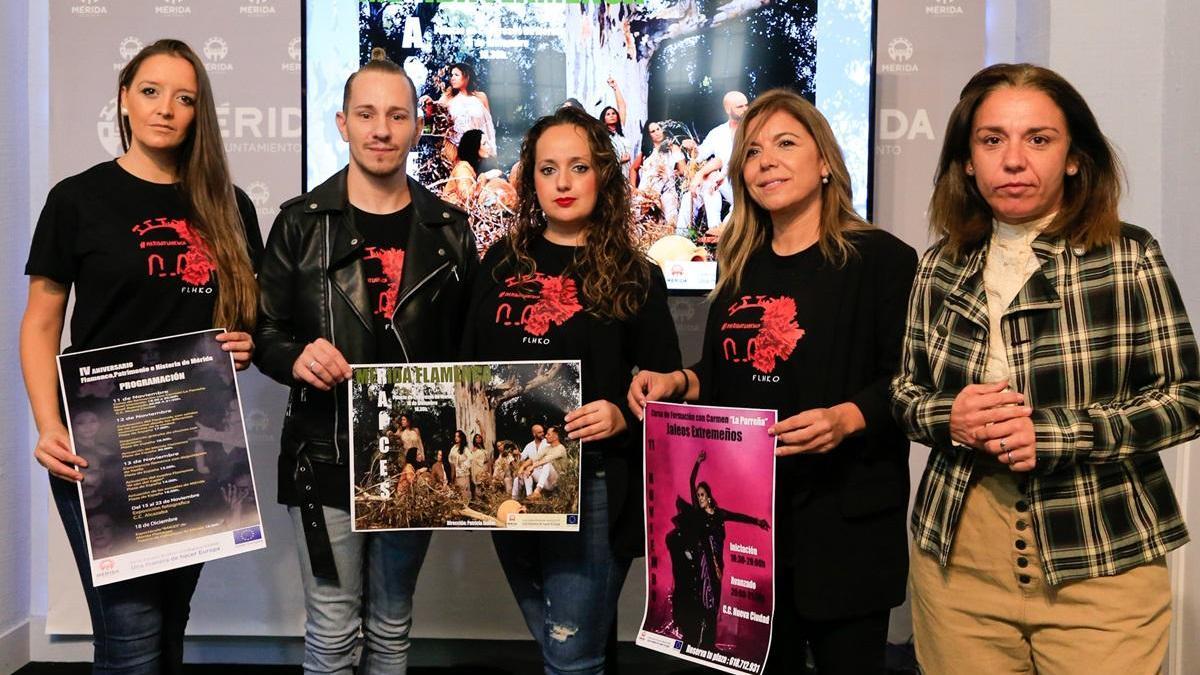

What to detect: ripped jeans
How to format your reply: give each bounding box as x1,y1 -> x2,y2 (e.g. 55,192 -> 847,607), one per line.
492,466 -> 631,674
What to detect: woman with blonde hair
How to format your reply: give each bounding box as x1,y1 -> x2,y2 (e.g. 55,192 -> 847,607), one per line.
629,88 -> 916,672
892,62 -> 1198,674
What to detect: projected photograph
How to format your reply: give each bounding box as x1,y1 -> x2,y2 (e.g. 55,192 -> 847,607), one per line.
306,1 -> 875,291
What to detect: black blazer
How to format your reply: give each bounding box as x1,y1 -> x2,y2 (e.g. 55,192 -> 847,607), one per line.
696,228 -> 918,620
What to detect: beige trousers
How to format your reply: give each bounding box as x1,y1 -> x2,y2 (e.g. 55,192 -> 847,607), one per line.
910,468 -> 1171,675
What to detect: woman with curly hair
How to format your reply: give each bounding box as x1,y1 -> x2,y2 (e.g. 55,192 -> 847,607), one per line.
461,105 -> 681,673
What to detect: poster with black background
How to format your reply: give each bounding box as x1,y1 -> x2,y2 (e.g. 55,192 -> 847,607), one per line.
57,329 -> 266,586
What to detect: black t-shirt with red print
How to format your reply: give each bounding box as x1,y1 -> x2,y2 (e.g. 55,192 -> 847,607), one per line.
464,235 -> 681,456
26,160 -> 262,352
463,235 -> 681,555
352,205 -> 412,363
695,231 -> 918,619
695,242 -> 831,420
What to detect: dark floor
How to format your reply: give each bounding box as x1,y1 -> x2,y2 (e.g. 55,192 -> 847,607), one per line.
15,640 -> 918,674
15,641 -> 711,675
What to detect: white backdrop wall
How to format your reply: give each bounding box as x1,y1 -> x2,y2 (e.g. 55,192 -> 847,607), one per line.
0,0 -> 33,671
1160,2 -> 1200,671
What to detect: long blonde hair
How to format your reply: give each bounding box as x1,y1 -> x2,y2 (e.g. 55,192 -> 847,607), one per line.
118,39 -> 258,331
712,89 -> 870,300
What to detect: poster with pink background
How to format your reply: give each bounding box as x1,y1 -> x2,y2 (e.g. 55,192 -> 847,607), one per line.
637,401 -> 776,674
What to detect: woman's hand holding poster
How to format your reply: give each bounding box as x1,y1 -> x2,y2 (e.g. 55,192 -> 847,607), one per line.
57,329 -> 265,585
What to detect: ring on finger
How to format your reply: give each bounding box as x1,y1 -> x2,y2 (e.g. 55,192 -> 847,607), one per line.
1005,450 -> 1012,464
999,438 -> 1008,453
308,359 -> 319,370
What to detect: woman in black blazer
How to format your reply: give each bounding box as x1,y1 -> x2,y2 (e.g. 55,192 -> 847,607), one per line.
630,88 -> 916,674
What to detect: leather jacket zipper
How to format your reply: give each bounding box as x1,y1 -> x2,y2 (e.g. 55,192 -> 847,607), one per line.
324,215 -> 343,464
389,260 -> 453,362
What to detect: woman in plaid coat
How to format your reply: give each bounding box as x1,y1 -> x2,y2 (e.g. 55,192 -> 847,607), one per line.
892,63 -> 1200,674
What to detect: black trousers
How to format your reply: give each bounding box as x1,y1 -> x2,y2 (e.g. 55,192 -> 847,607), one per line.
765,567 -> 891,675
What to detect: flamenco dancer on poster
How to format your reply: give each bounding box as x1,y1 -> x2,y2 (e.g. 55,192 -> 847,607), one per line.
667,450 -> 768,650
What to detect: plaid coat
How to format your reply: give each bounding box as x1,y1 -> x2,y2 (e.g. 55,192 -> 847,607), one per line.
891,223 -> 1199,585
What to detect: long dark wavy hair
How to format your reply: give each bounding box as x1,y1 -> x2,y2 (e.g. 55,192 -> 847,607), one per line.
929,63 -> 1123,256
118,39 -> 257,331
599,106 -> 624,136
504,106 -> 651,321
450,62 -> 477,94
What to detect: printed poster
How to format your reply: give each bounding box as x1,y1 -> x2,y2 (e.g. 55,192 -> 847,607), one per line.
638,401 -> 776,674
57,329 -> 266,586
349,360 -> 583,531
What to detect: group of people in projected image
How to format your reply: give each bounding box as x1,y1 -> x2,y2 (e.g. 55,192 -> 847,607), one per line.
417,57 -> 747,269
354,409 -> 579,529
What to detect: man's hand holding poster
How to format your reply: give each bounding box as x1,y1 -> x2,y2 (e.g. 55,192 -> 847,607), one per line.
348,360 -> 583,531
638,401 -> 776,674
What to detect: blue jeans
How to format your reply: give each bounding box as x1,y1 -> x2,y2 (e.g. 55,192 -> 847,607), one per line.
492,467 -> 631,675
289,506 -> 431,675
52,475 -> 202,675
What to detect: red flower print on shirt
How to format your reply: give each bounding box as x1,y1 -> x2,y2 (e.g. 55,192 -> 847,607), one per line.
495,273 -> 583,336
720,295 -> 805,374
363,247 -> 406,317
131,217 -> 215,286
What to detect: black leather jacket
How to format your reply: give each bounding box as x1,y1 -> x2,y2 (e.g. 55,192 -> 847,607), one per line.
254,170 -> 476,580
255,168 -> 477,457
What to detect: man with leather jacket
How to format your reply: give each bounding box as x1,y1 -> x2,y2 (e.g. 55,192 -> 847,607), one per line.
253,52 -> 477,674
